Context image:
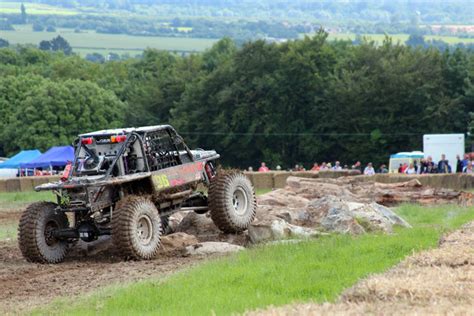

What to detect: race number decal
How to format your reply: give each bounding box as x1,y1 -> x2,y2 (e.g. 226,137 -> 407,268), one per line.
153,175 -> 170,189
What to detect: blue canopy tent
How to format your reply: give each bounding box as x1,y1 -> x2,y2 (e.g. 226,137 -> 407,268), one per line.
0,150 -> 42,169
20,146 -> 74,169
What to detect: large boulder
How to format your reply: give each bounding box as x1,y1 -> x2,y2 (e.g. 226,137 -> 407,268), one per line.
177,212 -> 221,237
308,196 -> 411,234
183,242 -> 244,256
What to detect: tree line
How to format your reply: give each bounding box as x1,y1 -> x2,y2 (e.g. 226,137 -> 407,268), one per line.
0,33 -> 473,168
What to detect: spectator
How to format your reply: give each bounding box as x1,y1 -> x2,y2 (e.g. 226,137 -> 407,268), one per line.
364,162 -> 375,175
400,163 -> 408,174
327,162 -> 332,169
320,162 -> 328,170
426,156 -> 436,173
248,166 -> 253,172
404,163 -> 416,175
438,154 -> 450,173
311,162 -> 320,171
351,161 -> 362,172
378,164 -> 388,174
456,155 -> 463,173
462,154 -> 470,169
332,161 -> 342,171
463,161 -> 473,174
343,164 -> 349,169
398,163 -> 403,173
258,162 -> 270,172
275,165 -> 282,171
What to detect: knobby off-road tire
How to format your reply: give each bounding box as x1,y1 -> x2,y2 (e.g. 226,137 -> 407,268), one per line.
208,171 -> 257,233
112,196 -> 162,260
18,201 -> 69,264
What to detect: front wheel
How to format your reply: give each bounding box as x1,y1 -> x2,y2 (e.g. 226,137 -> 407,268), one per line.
112,196 -> 162,260
18,201 -> 70,264
208,171 -> 257,233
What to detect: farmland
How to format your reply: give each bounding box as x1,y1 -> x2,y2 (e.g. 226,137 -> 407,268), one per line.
0,2 -> 78,15
1,25 -> 217,55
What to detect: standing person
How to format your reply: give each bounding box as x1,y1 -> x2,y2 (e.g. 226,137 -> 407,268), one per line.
404,163 -> 416,175
378,164 -> 388,174
463,161 -> 473,173
462,154 -> 470,169
364,162 -> 375,175
426,156 -> 436,173
352,161 -> 362,173
456,155 -> 463,173
438,154 -> 449,173
398,163 -> 403,173
311,162 -> 320,171
400,163 -> 408,174
258,162 -> 270,172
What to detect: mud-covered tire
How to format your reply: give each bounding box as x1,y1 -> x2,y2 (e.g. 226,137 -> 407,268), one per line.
112,196 -> 162,260
208,171 -> 257,233
18,201 -> 69,264
161,215 -> 172,235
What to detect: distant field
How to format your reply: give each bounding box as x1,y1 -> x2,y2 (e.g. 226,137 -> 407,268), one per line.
327,33 -> 474,44
0,2 -> 78,15
2,26 -> 217,55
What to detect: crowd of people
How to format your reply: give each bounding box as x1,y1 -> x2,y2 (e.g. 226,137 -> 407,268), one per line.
253,153 -> 474,176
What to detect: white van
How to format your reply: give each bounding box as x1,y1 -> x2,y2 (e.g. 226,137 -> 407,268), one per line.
423,134 -> 464,173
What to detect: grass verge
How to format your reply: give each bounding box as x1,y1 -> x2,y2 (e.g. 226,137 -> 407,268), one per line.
0,191 -> 54,209
32,203 -> 474,316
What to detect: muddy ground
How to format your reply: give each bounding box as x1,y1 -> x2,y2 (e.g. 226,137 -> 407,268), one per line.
249,221 -> 474,315
0,210 -> 215,315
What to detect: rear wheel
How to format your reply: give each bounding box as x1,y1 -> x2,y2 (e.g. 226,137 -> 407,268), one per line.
208,171 -> 257,233
18,201 -> 69,264
112,196 -> 162,260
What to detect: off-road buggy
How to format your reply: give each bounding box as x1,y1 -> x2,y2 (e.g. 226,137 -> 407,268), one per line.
18,125 -> 256,263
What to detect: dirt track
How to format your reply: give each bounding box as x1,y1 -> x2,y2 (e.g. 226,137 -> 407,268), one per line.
249,221 -> 474,315
0,210 -> 210,315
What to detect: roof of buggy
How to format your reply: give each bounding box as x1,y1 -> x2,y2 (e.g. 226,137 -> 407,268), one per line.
79,125 -> 173,137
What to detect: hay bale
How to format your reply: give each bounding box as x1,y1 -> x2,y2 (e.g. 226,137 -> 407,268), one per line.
251,172 -> 274,189
32,177 -> 50,188
19,177 -> 35,192
290,171 -> 319,179
5,178 -> 21,192
0,179 -> 7,193
273,172 -> 291,188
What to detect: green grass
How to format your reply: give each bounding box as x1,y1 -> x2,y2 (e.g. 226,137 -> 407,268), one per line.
0,191 -> 53,241
3,26 -> 217,55
0,191 -> 54,209
32,203 -> 474,316
0,222 -> 17,240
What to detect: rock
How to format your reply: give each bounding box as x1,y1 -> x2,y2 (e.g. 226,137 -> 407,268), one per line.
177,212 -> 220,237
160,232 -> 199,252
248,218 -> 324,244
166,211 -> 188,233
308,196 -> 411,234
183,242 -> 244,256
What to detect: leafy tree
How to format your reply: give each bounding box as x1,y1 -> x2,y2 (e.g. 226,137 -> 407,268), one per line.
33,23 -> 44,32
39,40 -> 51,51
46,25 -> 56,32
1,77 -> 126,154
20,3 -> 28,24
0,38 -> 9,48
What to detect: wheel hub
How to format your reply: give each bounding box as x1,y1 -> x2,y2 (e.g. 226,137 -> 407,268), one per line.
44,220 -> 59,246
232,187 -> 248,216
136,215 -> 153,245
